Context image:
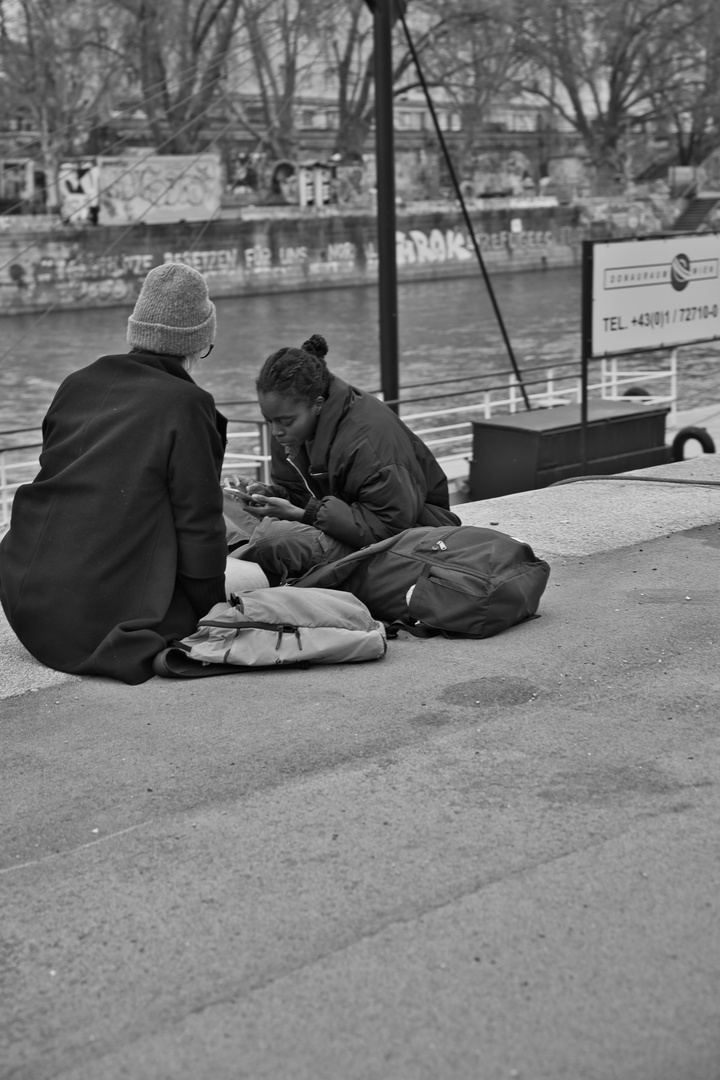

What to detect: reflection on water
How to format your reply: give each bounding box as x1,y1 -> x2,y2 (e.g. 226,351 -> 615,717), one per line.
1,267 -> 719,430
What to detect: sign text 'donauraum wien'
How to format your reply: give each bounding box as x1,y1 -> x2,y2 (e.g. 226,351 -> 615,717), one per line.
590,233 -> 720,357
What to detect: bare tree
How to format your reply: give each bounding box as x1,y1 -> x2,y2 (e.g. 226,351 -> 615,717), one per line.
327,0 -> 375,162
319,0 -> 518,170
509,0 -> 708,192
225,0 -> 329,162
319,0 -> 455,162
114,0 -> 246,154
406,0 -> 522,173
641,0 -> 720,171
0,0 -> 127,210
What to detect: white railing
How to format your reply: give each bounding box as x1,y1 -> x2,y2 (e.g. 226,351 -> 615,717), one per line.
0,440 -> 43,534
404,351 -> 677,451
0,354 -> 678,533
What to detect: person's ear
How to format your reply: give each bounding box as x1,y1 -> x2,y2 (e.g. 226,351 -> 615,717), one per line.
314,397 -> 325,415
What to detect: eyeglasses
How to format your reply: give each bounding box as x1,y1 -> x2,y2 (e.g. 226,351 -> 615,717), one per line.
199,343 -> 214,359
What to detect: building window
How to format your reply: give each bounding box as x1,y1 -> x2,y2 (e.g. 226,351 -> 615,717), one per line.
397,110 -> 424,131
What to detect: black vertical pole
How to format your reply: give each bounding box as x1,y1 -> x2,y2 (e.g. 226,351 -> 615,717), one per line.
372,0 -> 400,412
580,240 -> 594,474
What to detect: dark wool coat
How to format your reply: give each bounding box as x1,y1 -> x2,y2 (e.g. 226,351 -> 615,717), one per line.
270,375 -> 461,548
0,352 -> 228,684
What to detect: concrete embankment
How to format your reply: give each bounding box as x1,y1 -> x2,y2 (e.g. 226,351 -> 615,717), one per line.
0,201 -> 584,316
2,454 -> 720,1079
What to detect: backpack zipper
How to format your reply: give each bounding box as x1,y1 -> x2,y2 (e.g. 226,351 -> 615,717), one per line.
276,625 -> 303,651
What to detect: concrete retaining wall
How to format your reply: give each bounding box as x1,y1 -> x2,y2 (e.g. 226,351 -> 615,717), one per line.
0,204 -> 585,315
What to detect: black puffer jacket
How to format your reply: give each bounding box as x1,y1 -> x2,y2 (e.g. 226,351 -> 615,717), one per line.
269,375 -> 460,549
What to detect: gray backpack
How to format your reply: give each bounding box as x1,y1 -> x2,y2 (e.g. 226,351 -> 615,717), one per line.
152,586 -> 387,678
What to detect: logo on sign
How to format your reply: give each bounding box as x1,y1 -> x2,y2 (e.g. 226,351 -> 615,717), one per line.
670,253 -> 692,291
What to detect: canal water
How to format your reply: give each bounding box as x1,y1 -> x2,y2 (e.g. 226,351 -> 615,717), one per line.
1,267 -> 719,432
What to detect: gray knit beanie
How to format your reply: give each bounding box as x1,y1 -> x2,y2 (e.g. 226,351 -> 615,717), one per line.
127,262 -> 217,357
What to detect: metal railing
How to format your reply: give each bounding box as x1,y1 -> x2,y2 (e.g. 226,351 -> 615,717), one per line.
0,353 -> 678,534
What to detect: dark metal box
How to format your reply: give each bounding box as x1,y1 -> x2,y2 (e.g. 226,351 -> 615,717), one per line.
468,401 -> 671,500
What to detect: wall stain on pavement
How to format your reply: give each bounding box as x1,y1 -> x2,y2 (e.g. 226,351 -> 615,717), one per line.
438,676 -> 540,708
536,761 -> 705,806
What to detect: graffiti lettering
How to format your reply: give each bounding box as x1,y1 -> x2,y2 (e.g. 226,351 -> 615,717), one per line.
164,249 -> 238,273
28,274 -> 132,303
2,214 -> 580,317
122,253 -> 155,275
308,261 -> 356,276
476,230 -> 554,251
245,264 -> 294,278
279,246 -> 308,266
326,242 -> 356,262
98,155 -> 222,225
28,251 -> 163,287
396,227 -> 474,266
107,166 -> 211,207
33,255 -> 122,284
444,230 -> 472,261
67,279 -> 132,302
364,241 -> 379,267
244,246 -> 272,270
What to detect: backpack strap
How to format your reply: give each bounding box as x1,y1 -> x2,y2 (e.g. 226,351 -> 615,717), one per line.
384,609 -> 541,640
152,647 -> 250,678
384,620 -> 441,640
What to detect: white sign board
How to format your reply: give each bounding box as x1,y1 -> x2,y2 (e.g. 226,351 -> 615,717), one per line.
96,154 -> 222,225
589,233 -> 720,357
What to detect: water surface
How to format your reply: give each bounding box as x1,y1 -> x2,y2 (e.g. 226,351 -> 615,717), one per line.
1,268 -> 718,431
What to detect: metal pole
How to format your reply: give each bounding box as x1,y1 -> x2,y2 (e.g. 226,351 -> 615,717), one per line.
371,0 -> 400,412
580,241 -> 594,474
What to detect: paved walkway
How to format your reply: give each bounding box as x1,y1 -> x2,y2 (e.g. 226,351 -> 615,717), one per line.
2,455 -> 720,1080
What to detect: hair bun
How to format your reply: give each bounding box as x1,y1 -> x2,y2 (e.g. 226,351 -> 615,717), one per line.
301,333 -> 328,359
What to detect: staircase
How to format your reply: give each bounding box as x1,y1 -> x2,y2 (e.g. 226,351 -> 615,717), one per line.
670,192 -> 720,232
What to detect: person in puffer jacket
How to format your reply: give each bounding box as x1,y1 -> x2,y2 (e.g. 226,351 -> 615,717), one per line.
229,333 -> 461,583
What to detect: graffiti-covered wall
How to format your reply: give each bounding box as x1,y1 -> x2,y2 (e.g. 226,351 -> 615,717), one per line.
0,204 -> 583,315
96,155 -> 223,226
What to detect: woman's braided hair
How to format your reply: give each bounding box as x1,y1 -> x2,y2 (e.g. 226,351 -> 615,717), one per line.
256,333 -> 333,403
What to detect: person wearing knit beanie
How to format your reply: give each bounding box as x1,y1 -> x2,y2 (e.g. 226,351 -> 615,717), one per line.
0,259 -> 238,685
127,262 -> 217,359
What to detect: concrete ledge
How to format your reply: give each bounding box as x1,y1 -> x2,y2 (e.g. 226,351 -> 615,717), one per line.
2,455 -> 719,701
459,455 -> 720,557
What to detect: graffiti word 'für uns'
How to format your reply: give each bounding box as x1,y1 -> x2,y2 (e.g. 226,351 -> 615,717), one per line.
244,242 -> 358,273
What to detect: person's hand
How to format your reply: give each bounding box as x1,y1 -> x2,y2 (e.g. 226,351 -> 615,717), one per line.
240,496 -> 304,522
223,476 -> 289,501
222,474 -> 255,500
